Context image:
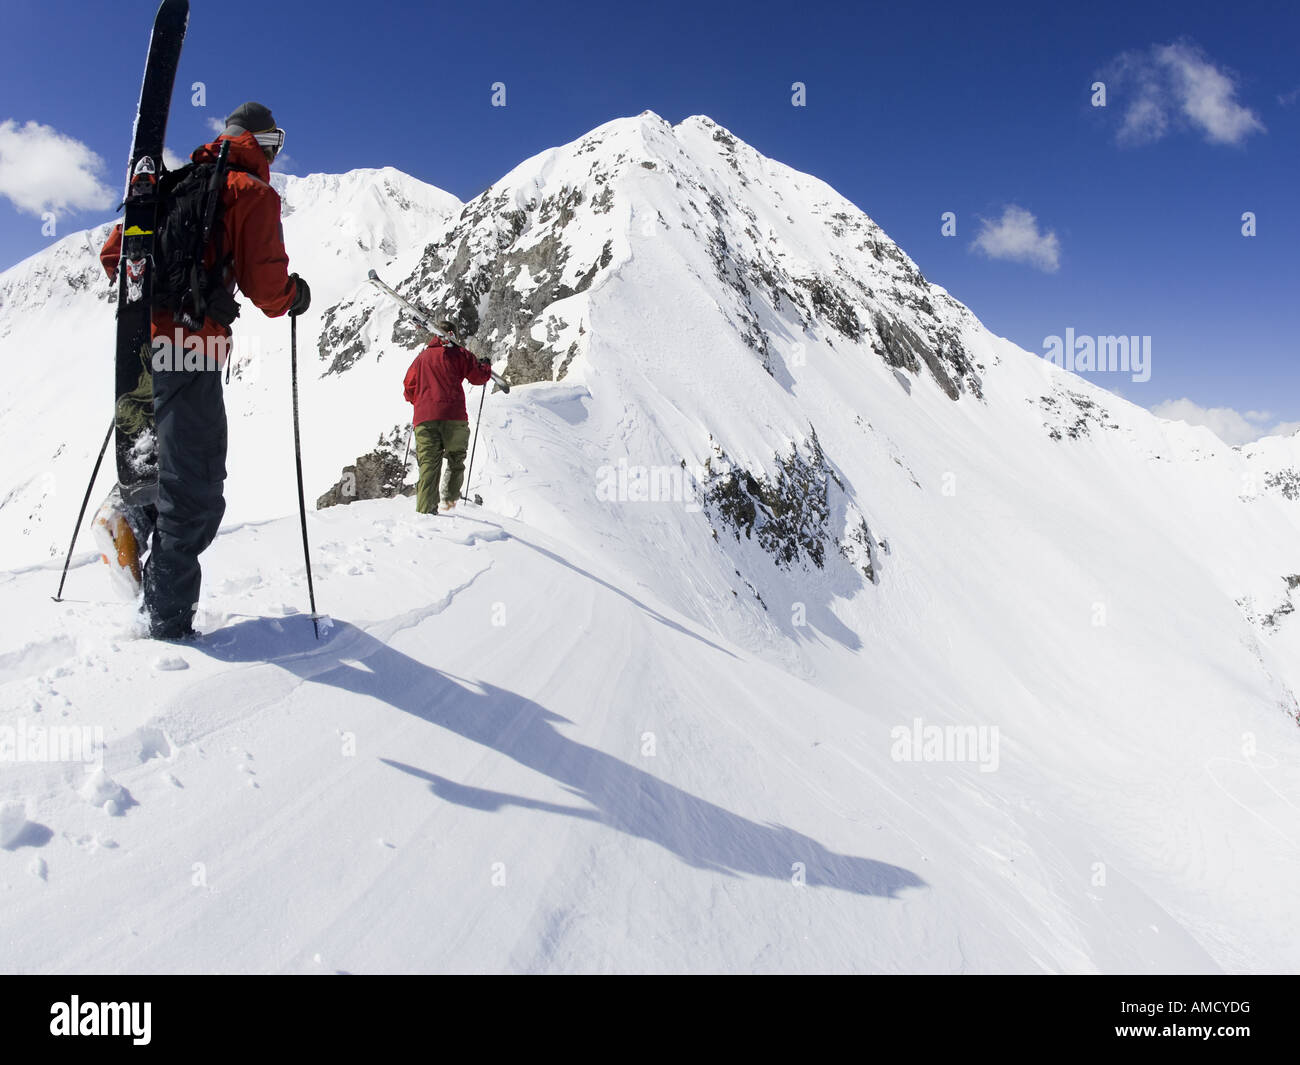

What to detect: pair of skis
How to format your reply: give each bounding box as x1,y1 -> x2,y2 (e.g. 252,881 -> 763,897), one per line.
366,270 -> 510,394
60,0 -> 319,636
368,271 -> 504,507
55,0 -> 189,603
56,1 -> 505,605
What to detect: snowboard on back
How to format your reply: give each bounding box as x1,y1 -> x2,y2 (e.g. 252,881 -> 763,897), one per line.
114,0 -> 189,507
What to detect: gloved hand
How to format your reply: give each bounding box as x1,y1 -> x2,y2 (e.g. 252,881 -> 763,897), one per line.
288,273 -> 311,317
477,356 -> 491,367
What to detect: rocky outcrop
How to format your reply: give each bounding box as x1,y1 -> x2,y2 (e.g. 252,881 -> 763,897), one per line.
702,431 -> 880,585
317,426 -> 414,509
1037,388 -> 1120,441
1265,469 -> 1300,500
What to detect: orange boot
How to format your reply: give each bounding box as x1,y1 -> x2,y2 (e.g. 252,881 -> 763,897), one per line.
92,490 -> 143,599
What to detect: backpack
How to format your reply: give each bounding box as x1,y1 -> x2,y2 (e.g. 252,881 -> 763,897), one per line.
151,141 -> 240,329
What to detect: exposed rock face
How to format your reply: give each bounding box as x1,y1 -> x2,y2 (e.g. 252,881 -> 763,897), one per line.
319,113 -> 986,401
317,426 -> 414,509
702,431 -> 880,586
1037,386 -> 1120,441
318,302 -> 373,376
1265,469 -> 1300,500
396,185 -> 614,384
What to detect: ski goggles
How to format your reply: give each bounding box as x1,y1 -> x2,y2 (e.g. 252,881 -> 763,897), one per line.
253,127 -> 286,159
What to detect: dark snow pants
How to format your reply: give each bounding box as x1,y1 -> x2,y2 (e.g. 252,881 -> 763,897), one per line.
142,364 -> 227,637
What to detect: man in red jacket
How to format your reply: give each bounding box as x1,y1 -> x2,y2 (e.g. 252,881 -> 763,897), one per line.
403,335 -> 492,513
98,101 -> 310,639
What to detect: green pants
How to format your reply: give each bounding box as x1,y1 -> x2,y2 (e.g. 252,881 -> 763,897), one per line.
413,419 -> 471,513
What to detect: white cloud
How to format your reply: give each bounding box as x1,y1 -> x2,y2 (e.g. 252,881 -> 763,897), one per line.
163,147 -> 187,171
1279,86 -> 1300,108
1105,42 -> 1265,146
970,205 -> 1060,273
0,119 -> 117,217
206,116 -> 226,134
1150,398 -> 1300,445
1118,95 -> 1167,143
269,150 -> 298,174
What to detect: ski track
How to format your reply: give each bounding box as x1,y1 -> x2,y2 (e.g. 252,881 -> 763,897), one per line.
0,497 -> 1292,973
2,115 -> 1299,974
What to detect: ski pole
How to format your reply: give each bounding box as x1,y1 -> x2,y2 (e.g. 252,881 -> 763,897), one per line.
402,423 -> 413,471
463,382 -> 488,502
289,313 -> 320,638
53,417 -> 115,602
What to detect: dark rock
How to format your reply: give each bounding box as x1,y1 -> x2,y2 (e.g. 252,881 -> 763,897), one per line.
318,426 -> 414,508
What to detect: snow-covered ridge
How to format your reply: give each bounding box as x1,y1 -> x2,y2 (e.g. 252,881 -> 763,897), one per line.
1,115 -> 1299,974
0,165 -> 461,568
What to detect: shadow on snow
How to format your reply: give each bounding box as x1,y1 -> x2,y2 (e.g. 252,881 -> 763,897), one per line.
196,615 -> 924,899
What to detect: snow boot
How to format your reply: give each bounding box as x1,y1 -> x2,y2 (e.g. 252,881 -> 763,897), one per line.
92,487 -> 144,599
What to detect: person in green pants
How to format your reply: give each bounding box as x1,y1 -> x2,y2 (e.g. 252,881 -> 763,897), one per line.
403,334 -> 493,513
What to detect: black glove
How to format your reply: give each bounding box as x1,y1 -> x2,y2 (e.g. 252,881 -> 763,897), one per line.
477,357 -> 491,368
288,273 -> 311,317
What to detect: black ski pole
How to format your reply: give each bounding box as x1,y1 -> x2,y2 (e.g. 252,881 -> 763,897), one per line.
290,313 -> 320,638
53,417 -> 115,602
463,381 -> 488,503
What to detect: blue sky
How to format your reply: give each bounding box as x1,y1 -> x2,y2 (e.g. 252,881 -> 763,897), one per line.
1,0 -> 1296,436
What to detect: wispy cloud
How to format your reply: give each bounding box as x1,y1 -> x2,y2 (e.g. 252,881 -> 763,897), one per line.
0,119 -> 116,217
1151,398 -> 1300,445
1278,86 -> 1300,108
206,116 -> 226,134
1103,41 -> 1265,146
970,206 -> 1060,273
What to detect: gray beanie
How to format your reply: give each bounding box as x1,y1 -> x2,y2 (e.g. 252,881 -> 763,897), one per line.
221,101 -> 276,137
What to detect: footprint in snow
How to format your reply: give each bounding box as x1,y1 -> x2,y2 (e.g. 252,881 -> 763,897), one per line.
152,655 -> 189,672
66,832 -> 118,852
0,800 -> 30,848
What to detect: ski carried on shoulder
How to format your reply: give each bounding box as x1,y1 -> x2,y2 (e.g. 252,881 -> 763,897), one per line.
114,0 -> 190,506
366,269 -> 511,394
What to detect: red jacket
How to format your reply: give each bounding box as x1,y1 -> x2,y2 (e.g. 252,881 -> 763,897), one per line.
99,132 -> 298,350
404,341 -> 492,424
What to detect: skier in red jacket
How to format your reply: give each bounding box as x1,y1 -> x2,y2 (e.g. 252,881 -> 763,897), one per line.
403,337 -> 492,513
98,101 -> 310,639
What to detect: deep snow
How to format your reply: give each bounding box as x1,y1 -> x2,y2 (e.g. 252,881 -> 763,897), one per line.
0,114 -> 1297,973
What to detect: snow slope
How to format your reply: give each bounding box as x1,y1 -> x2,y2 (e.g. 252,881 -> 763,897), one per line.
0,114 -> 1297,973
0,165 -> 460,558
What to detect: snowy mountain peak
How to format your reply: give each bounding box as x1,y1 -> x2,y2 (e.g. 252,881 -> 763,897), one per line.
324,112 -> 983,408
0,114 -> 1298,975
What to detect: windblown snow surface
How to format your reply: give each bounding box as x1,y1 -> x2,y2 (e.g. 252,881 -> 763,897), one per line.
0,114 -> 1297,973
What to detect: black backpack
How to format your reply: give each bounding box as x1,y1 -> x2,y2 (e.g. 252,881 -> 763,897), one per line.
151,140 -> 240,329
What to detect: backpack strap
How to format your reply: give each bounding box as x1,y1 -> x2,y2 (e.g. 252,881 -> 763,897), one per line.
181,140 -> 232,330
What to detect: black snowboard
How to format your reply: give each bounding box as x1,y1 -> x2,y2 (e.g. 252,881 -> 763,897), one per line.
114,0 -> 189,506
